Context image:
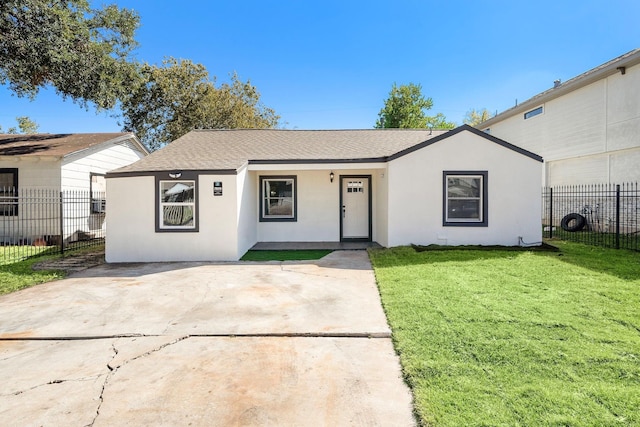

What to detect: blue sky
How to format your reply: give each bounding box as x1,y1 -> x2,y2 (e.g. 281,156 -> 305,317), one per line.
1,0 -> 639,133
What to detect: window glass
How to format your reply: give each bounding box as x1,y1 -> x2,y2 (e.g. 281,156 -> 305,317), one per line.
90,174 -> 106,213
524,106 -> 543,119
260,177 -> 296,221
444,172 -> 487,226
0,168 -> 18,216
159,180 -> 195,228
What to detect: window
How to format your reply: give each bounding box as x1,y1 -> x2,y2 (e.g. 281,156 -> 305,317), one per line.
159,180 -> 196,230
347,180 -> 364,193
524,106 -> 543,119
443,171 -> 488,227
0,168 -> 18,216
260,176 -> 296,221
90,173 -> 106,213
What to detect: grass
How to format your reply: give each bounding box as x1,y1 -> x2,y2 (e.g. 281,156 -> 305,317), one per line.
0,245 -> 58,266
369,241 -> 640,427
0,244 -> 104,296
241,249 -> 333,261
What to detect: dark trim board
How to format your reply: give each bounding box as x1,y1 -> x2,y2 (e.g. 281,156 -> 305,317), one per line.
442,170 -> 489,227
387,125 -> 543,163
154,171 -> 200,233
258,175 -> 298,222
339,175 -> 373,242
108,169 -> 238,179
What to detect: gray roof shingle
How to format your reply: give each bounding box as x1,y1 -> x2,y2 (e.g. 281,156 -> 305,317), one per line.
0,133 -> 138,157
110,128 -> 450,174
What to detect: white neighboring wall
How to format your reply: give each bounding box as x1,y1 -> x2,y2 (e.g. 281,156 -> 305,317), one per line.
482,55 -> 640,186
62,138 -> 148,191
387,131 -> 542,247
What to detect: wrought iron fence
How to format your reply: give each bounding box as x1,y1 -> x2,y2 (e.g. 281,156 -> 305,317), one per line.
542,183 -> 639,251
0,188 -> 106,264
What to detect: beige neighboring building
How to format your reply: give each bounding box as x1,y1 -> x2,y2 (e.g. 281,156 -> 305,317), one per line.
478,48 -> 640,186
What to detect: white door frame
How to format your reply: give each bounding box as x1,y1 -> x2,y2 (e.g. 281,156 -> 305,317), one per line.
339,175 -> 372,242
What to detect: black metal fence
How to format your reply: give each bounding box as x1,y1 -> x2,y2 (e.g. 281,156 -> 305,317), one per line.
0,188 -> 106,264
542,183 -> 639,251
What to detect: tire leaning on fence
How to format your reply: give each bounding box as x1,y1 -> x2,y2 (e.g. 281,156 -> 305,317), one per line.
560,213 -> 587,232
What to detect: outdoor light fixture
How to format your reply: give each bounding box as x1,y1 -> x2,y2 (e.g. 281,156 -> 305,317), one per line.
168,172 -> 182,179
330,171 -> 334,183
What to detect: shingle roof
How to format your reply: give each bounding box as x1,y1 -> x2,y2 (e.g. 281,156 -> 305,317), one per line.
110,128 -> 451,173
0,133 -> 139,157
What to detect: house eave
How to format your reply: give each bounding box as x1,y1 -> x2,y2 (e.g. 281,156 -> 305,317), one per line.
63,133 -> 150,160
478,48 -> 640,129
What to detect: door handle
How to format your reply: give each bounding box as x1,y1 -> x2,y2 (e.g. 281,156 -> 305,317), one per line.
342,205 -> 346,218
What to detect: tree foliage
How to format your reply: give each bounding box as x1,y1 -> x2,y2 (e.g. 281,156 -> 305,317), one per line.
120,58 -> 280,150
464,108 -> 494,126
0,0 -> 141,110
0,116 -> 40,134
375,83 -> 455,130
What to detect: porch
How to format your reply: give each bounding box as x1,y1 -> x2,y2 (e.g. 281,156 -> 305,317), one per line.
250,241 -> 383,251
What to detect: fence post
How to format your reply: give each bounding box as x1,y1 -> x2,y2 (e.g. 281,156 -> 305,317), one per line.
548,187 -> 553,239
615,184 -> 620,249
59,191 -> 64,255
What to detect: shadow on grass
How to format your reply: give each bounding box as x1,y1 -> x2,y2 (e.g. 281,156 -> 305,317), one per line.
369,241 -> 640,281
547,239 -> 640,281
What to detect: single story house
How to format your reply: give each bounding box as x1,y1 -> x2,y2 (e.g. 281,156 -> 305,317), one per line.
106,125 -> 543,262
0,132 -> 149,244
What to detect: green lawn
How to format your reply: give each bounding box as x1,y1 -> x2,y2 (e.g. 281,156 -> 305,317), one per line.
241,249 -> 333,261
369,241 -> 640,427
0,244 -> 103,295
0,256 -> 65,295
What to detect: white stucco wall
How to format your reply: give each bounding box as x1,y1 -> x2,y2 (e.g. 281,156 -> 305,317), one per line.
236,167 -> 257,257
485,61 -> 640,185
387,131 -> 542,247
254,168 -> 382,243
106,174 -> 241,262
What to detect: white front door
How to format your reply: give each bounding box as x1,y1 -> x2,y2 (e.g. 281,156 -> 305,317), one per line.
341,176 -> 370,240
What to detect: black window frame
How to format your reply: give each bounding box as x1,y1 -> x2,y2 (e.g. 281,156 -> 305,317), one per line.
90,172 -> 106,214
259,175 -> 297,222
0,168 -> 18,216
442,171 -> 488,227
524,106 -> 543,120
155,172 -> 199,232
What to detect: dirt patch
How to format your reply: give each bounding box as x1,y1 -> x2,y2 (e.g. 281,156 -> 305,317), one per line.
32,250 -> 105,273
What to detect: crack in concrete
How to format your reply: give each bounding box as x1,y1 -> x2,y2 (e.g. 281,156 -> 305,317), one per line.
0,333 -> 148,341
3,375 -> 105,397
86,335 -> 189,427
190,332 -> 391,338
86,341 -> 120,427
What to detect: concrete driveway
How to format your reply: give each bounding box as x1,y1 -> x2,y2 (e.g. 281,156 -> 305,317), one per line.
0,251 -> 415,426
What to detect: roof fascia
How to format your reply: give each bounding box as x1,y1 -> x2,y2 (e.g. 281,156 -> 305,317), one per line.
62,133 -> 148,162
388,125 -> 543,163
479,49 -> 640,129
248,157 -> 387,165
107,168 -> 239,178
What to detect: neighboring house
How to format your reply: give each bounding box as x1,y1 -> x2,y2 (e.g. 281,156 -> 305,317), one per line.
106,125 -> 542,262
478,48 -> 640,186
0,133 -> 149,244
